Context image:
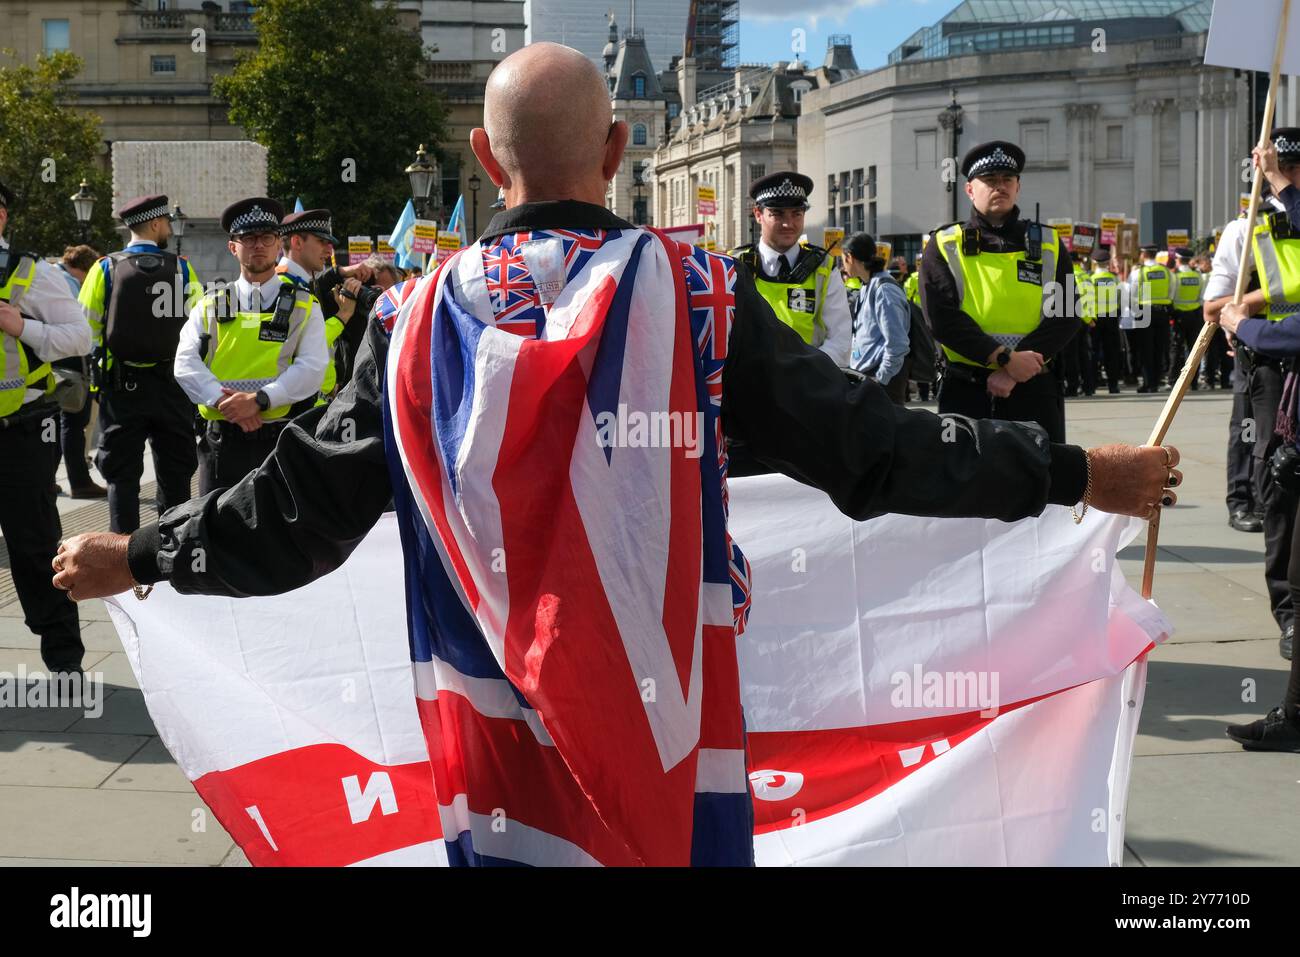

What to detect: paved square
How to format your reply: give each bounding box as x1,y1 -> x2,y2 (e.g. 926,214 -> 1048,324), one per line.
0,390 -> 1293,866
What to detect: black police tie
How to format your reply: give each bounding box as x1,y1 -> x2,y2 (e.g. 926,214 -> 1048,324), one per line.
776,256 -> 792,282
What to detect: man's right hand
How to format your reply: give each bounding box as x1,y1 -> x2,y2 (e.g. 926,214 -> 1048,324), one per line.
1087,444 -> 1182,519
1004,349 -> 1045,383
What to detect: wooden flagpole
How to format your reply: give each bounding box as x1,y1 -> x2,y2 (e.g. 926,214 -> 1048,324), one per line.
1141,0 -> 1294,600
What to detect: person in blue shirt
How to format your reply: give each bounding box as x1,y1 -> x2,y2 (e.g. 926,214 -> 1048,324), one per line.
845,232 -> 911,405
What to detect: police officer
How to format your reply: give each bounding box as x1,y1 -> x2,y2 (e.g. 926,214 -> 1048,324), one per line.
1170,245 -> 1204,390
276,208 -> 373,402
0,179 -> 92,674
1127,245 -> 1172,392
730,172 -> 851,367
1206,130 -> 1300,656
1064,250 -> 1096,397
173,197 -> 327,493
1089,246 -> 1125,395
78,195 -> 201,532
919,141 -> 1079,442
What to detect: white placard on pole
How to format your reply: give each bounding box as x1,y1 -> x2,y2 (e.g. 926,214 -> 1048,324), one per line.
1204,0 -> 1300,73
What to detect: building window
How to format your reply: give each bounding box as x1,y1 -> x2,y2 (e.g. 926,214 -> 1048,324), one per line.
827,208 -> 836,228
1106,124 -> 1123,159
42,19 -> 70,53
633,123 -> 648,146
915,130 -> 937,170
853,204 -> 865,233
867,166 -> 877,201
1021,122 -> 1047,161
151,55 -> 177,76
853,168 -> 865,201
869,203 -> 878,236
633,74 -> 646,98
750,164 -> 766,184
668,103 -> 680,119
840,207 -> 850,229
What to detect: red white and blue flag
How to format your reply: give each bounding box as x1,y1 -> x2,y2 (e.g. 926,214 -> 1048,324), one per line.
104,227 -> 1171,867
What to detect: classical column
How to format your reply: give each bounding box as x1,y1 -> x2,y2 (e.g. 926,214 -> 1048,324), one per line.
1132,98 -> 1159,215
1066,103 -> 1099,218
1177,96 -> 1198,213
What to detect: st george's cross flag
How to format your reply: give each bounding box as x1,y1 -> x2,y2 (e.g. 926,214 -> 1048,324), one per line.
104,221 -> 1170,866
106,485 -> 1168,867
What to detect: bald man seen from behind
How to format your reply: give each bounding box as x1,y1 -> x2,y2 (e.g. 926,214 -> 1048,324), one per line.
54,43 -> 1180,867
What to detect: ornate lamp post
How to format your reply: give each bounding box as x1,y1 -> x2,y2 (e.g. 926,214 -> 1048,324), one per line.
937,90 -> 965,223
172,203 -> 187,255
468,171 -> 481,239
405,144 -> 441,271
70,180 -> 96,242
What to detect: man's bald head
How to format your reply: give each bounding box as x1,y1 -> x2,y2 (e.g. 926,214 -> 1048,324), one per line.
475,43 -> 623,204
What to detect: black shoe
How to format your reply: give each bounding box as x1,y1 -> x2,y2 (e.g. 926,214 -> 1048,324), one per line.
1108,385 -> 1121,394
1282,625 -> 1294,661
1229,509 -> 1264,533
69,482 -> 108,499
1226,706 -> 1300,752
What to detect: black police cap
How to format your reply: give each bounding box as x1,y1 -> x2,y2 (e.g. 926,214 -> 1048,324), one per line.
116,194 -> 172,228
961,141 -> 1025,179
221,197 -> 284,236
1091,246 -> 1112,264
280,208 -> 339,246
750,171 -> 813,209
1273,127 -> 1300,160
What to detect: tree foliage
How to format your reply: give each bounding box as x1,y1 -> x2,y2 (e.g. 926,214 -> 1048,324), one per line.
214,0 -> 448,238
0,51 -> 117,255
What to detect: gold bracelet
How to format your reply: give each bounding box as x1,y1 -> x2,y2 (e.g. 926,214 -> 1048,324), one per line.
1071,449 -> 1093,525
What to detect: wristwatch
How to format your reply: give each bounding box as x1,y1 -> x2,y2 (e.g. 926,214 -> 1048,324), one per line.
996,347 -> 1012,367
254,389 -> 271,411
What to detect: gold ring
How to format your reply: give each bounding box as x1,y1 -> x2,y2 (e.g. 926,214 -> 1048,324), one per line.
1162,446 -> 1173,468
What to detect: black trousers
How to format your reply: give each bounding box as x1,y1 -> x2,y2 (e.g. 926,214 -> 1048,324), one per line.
1204,326 -> 1235,388
1170,308 -> 1202,387
1125,325 -> 1158,389
1248,360 -> 1295,632
1153,306 -> 1173,383
1227,356 -> 1256,515
1094,317 -> 1123,391
939,366 -> 1066,443
59,393 -> 93,488
95,366 -> 198,533
1063,325 -> 1094,395
0,405 -> 82,670
198,419 -> 288,495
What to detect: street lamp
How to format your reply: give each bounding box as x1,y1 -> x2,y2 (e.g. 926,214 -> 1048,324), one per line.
937,89 -> 965,222
632,161 -> 646,226
828,181 -> 839,227
70,179 -> 95,242
405,144 -> 440,220
172,204 -> 187,255
468,171 -> 481,239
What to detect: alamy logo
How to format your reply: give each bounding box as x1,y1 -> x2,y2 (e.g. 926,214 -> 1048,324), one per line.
49,887 -> 151,937
890,665 -> 1001,718
594,404 -> 704,459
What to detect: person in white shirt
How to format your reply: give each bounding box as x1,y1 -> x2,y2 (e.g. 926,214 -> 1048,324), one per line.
173,197 -> 327,494
0,178 -> 93,675
729,171 -> 852,367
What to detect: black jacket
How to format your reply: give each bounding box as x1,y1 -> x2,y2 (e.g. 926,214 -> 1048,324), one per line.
127,201 -> 1086,596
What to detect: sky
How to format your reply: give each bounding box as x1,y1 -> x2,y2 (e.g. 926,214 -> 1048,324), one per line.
737,0 -> 950,72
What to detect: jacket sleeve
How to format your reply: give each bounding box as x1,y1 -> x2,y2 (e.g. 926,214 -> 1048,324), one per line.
1232,314 -> 1300,356
127,317 -> 395,597
721,269 -> 1087,523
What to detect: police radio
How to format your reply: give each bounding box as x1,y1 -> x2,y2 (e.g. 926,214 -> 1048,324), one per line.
1026,202 -> 1044,262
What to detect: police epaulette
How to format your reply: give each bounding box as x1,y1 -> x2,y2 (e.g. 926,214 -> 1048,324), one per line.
799,242 -> 829,258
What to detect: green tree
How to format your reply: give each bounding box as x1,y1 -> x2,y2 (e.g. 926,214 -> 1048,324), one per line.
0,51 -> 116,255
214,0 -> 448,239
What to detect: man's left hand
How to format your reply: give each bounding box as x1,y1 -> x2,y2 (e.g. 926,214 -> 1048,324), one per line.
987,368 -> 1016,398
1218,301 -> 1247,336
0,302 -> 25,337
52,533 -> 135,602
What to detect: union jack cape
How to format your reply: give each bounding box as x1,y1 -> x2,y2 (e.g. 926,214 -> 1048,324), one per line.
383,227 -> 753,865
